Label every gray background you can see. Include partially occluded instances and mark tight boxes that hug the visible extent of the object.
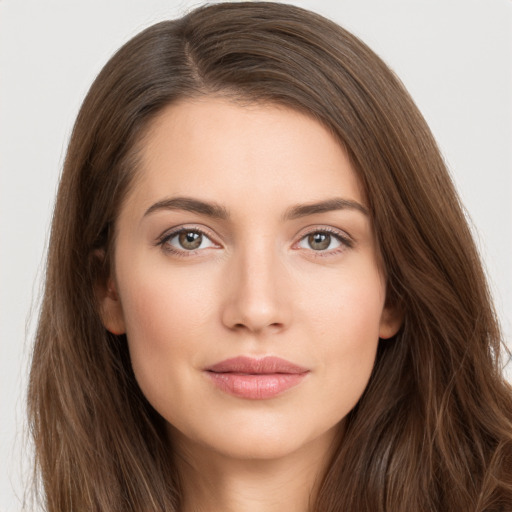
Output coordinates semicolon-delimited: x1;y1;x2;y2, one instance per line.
1;0;511;510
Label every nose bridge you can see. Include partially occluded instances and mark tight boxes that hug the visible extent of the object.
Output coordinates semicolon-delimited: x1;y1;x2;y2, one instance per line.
222;233;288;333
242;237;279;301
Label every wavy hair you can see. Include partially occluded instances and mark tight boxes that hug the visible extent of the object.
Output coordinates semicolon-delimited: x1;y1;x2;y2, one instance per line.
28;2;512;511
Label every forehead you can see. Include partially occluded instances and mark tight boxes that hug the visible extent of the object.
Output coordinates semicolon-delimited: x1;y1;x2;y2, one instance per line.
122;97;366;218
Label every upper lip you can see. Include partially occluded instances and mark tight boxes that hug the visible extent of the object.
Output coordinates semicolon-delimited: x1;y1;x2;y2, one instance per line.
205;356;309;375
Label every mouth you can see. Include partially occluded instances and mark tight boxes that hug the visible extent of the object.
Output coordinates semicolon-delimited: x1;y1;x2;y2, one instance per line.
204;356;310;400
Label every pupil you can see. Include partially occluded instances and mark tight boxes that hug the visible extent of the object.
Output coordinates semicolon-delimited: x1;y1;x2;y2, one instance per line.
179;231;202;250
309;232;330;250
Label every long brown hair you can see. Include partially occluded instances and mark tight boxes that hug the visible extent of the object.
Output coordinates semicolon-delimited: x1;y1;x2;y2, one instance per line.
28;2;512;511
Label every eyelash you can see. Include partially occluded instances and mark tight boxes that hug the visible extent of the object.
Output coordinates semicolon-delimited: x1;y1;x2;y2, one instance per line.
156;226;218;257
295;227;354;256
156;226;353;257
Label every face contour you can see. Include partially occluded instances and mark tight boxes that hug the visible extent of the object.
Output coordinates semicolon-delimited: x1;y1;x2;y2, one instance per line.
100;98;400;463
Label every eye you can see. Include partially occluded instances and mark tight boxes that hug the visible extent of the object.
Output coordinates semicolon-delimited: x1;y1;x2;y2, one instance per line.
160;228;217;253
297;230;350;252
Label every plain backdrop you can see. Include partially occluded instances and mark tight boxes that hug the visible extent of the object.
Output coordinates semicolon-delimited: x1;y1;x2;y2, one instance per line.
1;0;511;510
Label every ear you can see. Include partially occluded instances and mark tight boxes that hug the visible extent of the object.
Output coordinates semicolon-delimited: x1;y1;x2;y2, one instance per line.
98;278;126;335
93;250;126;335
378;304;403;340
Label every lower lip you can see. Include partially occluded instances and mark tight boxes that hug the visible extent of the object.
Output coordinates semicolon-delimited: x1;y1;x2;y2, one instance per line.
206;372;308;399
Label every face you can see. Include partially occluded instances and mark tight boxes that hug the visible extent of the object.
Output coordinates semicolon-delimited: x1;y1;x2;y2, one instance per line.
100;98;401;463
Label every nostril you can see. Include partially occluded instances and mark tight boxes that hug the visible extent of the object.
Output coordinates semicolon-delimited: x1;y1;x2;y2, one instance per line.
220;280;291;333
230;321;284;333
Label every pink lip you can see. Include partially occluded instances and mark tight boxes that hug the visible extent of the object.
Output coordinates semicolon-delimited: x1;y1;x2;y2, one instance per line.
204;356;309;400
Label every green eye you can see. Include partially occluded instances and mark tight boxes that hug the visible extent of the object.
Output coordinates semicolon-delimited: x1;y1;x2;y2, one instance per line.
162;229;216;252
298;231;344;251
178;231;203;250
308;233;331;250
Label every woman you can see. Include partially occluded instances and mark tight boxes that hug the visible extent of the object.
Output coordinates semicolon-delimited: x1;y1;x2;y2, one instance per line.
28;2;512;511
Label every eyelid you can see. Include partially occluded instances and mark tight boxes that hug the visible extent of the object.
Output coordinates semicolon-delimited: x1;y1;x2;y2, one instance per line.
155;224;222;254
154;224;353;256
293;225;354;252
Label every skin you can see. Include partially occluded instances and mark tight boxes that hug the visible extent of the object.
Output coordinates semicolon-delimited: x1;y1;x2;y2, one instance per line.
100;97;401;512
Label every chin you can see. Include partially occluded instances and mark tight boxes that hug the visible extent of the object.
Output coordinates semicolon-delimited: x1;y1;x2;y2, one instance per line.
168;413;341;463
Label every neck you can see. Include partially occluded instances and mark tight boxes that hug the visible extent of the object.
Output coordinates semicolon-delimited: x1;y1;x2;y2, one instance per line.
173;430;339;512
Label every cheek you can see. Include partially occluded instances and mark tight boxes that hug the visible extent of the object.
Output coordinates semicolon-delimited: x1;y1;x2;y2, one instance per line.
120;254;220;333
305;262;385;344
116;263;218;394
302;265;385;397
124;279;211;343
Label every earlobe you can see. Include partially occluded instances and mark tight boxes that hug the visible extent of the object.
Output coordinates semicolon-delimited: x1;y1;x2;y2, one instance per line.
98;277;126;336
379;305;403;340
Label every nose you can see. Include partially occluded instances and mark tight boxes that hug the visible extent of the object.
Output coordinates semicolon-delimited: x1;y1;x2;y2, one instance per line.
221;242;291;334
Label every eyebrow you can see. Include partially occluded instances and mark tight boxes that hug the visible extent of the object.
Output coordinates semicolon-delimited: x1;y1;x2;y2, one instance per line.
143;196;369;220
144;197;229;219
283;198;369;219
